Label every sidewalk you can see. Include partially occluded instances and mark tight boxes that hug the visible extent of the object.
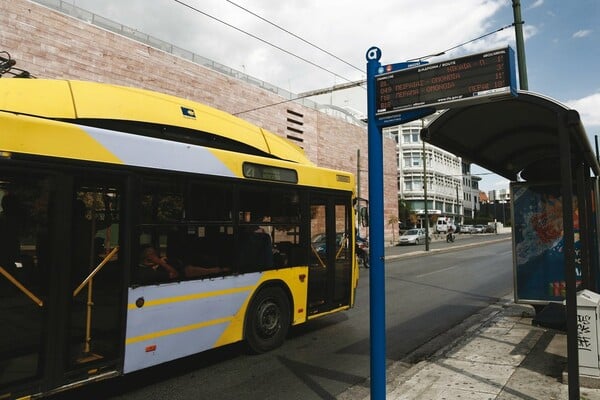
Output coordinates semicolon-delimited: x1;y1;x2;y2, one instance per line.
341;298;600;400
339;234;600;399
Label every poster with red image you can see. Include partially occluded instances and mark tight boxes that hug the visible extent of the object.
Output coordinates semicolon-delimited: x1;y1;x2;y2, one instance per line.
512;182;581;303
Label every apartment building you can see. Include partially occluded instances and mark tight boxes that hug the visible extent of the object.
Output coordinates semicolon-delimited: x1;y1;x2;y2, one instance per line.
384;118;468;227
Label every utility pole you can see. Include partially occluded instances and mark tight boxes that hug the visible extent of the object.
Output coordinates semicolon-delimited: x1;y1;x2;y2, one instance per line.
357;149;361;236
456;185;460;224
512;0;529;90
423;129;430;251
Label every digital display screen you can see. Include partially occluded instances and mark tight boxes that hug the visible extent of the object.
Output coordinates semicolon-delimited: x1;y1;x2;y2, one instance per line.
242;162;298;183
375;47;515;115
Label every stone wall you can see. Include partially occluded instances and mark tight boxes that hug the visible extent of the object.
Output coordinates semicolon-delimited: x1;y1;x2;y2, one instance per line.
1;0;399;243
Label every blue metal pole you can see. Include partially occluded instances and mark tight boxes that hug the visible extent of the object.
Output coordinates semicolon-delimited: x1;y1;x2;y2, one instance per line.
365;46;386;400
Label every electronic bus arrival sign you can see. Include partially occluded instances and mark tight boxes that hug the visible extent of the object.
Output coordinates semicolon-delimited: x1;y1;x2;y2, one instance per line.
375;46;517;116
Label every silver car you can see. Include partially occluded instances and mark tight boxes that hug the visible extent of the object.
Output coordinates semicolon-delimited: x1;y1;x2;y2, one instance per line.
399;228;430;245
473;225;485;233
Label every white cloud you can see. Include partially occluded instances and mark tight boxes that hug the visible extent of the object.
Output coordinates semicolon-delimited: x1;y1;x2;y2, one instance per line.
573;29;592;38
490;177;511;190
565;93;600;138
528;0;544;10
566;93;600;125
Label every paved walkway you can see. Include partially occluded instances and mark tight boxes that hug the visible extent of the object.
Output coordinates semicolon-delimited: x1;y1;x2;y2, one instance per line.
340;298;600;399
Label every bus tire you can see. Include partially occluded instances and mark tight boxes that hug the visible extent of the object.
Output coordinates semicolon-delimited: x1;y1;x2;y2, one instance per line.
244;286;291;353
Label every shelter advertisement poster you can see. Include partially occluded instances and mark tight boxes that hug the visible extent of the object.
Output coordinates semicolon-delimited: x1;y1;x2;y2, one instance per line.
512;183;581;303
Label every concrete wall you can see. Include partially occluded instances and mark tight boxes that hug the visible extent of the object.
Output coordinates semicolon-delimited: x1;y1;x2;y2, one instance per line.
1;0;398;242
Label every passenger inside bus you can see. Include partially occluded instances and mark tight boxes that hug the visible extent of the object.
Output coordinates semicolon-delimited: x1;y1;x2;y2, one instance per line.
237;226;274;273
137;245;229;284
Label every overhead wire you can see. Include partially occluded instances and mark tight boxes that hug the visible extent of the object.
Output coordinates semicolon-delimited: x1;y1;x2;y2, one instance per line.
438;23;515;56
231;91;332;116
172;0;357;84
225;0;364;75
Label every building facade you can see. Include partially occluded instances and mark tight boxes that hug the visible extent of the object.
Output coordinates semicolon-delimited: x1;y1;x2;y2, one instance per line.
384;118;465;228
462;162;481;220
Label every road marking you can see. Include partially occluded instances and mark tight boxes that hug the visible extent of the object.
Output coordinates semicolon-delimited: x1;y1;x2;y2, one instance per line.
416;264;461;278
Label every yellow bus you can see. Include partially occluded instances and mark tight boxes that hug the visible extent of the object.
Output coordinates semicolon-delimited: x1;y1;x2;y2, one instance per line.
0;79;358;399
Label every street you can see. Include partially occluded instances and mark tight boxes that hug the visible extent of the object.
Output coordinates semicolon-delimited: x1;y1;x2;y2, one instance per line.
53;235;513;400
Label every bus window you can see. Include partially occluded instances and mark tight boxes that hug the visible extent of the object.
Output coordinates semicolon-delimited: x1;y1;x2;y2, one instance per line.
134;177;233;285
238;186;303;271
71;190;115;287
188;182;233;222
140;178;184;225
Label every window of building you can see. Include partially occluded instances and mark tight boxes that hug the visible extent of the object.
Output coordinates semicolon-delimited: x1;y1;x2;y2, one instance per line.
403;153;422;168
404;177;423;191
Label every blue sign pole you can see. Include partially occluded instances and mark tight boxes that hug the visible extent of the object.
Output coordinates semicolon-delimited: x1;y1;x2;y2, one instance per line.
365;46;386;400
365;44;512;398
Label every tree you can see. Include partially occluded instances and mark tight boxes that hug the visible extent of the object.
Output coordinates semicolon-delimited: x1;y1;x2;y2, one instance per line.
398;199;409;228
388;215;399;244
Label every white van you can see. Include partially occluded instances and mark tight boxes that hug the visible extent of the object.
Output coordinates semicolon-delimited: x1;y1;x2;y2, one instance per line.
436;218;455;233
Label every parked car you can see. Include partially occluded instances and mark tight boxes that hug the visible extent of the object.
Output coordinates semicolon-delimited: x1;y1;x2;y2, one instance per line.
311;232;346;254
484;224;496;233
461;224;474;233
399;228;430;245
473;224;485;233
435;218;456;233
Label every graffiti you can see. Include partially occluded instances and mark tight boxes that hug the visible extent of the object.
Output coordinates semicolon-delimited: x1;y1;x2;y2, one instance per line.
578;314;593;351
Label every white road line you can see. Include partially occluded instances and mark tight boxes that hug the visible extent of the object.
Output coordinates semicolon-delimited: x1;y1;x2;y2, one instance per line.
416;264;461;278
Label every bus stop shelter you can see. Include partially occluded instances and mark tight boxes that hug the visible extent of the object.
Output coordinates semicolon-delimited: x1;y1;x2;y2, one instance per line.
420;90;600;399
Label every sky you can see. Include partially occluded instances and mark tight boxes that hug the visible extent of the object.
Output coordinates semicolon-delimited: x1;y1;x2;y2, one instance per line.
67;0;599;192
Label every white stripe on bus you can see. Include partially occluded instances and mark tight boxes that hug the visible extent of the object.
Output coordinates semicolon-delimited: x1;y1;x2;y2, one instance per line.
82;125;237;177
123;273;262;373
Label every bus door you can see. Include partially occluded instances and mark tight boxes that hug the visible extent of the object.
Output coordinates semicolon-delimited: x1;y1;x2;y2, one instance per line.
308;195;352;315
0;170;127;398
64;178;125;381
0;169;52;396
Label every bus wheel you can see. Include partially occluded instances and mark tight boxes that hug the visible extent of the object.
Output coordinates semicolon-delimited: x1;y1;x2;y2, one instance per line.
245;286;290;353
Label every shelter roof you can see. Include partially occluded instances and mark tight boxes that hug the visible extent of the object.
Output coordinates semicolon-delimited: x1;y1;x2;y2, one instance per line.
421;91;599;182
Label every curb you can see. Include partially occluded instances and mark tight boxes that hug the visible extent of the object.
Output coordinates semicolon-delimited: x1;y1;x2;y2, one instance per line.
385;236;511;261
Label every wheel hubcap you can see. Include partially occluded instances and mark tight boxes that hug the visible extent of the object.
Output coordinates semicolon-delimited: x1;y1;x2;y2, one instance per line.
256;300;280;338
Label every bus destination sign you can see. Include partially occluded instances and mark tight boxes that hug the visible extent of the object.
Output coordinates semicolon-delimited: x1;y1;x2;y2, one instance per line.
375;47;516;116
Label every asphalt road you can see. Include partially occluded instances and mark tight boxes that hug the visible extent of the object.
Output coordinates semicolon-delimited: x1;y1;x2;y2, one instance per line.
54;234;513;400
